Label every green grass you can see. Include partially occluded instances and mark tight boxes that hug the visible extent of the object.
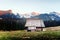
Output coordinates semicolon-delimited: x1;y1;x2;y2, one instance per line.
0;31;60;40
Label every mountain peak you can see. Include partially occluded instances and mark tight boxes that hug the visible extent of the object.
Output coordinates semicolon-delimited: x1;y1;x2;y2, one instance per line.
0;10;12;15
31;12;39;16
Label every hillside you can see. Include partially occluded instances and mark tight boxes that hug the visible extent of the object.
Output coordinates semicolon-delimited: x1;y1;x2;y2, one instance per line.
45;26;60;31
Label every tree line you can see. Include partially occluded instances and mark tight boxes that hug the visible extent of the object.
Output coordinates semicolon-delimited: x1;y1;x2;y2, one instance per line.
0;18;60;30
0;18;26;31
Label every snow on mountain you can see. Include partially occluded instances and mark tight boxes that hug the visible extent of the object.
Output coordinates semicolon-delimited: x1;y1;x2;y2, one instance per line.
20;12;40;18
49;12;60;21
31;12;60;21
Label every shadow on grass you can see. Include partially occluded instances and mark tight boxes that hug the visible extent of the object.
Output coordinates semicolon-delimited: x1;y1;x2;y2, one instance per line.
7;37;60;40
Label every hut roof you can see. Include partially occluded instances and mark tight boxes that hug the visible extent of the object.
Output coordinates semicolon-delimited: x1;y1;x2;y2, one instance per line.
25;18;45;27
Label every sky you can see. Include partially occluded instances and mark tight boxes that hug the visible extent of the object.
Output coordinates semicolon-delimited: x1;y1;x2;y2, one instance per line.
0;0;60;14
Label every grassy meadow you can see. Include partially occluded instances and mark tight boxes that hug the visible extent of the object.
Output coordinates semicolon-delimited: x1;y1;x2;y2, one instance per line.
0;26;60;40
0;30;60;40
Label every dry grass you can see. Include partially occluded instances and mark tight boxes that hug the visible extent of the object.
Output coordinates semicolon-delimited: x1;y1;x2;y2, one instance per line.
44;26;60;31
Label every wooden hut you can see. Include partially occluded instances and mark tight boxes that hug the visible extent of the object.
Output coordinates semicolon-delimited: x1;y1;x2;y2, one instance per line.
25;18;45;32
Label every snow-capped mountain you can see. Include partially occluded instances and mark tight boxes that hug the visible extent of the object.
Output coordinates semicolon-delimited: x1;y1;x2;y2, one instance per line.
20;12;40;18
0;13;21;19
49;12;60;21
31;12;60;21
